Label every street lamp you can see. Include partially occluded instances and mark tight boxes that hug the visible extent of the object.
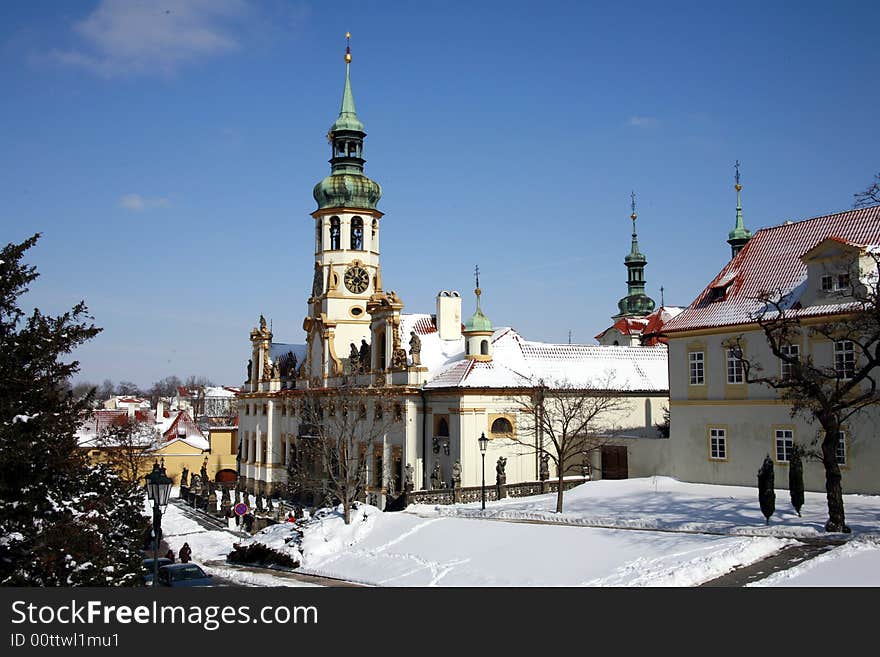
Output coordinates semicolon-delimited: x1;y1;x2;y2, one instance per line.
478;432;488;511
144;461;173;586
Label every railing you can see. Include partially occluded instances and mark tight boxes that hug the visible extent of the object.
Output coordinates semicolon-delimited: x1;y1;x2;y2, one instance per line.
396;477;588;508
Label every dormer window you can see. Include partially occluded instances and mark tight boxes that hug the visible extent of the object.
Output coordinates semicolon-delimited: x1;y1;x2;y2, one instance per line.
821;275;834;291
707;272;737;302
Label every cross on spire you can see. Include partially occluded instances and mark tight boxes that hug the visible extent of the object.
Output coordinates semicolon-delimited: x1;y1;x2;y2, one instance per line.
474;264;481;291
660;285;665;306
345;32;352;63
735;159;741;189
630;190;637;221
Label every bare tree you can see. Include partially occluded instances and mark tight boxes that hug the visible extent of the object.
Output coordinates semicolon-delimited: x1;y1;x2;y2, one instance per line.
854;173;880;208
512;375;632;513
291;384;396;524
96;418;158;484
731;256;880;532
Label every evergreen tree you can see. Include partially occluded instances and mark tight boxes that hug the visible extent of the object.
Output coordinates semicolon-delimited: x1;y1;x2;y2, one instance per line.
757;455;776;525
789;444;805;517
0;234;147;585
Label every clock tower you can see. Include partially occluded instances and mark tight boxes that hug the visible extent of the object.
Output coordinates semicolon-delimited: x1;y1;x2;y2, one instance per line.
304;35;384;382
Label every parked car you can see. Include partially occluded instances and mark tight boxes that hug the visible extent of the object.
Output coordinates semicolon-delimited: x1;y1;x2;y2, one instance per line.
155;563;215;587
142;557;173;585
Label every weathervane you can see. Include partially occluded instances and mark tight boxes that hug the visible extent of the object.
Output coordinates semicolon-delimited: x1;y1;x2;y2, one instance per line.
630;190;637;221
474;264;481;292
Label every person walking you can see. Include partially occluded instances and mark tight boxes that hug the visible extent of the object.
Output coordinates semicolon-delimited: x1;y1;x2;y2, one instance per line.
178;542;192;563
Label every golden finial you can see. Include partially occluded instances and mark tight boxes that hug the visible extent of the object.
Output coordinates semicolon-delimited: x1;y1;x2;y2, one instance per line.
630;190;638;221
345;32;352;63
474;264;482;298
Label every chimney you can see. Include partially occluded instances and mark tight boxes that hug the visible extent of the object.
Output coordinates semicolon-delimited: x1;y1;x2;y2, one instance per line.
127;404;135;420
156;400;165;422
436;290;462;341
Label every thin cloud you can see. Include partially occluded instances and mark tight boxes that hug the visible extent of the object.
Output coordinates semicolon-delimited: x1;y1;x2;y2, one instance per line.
120;194;170;212
43;0;250;78
628;116;659;127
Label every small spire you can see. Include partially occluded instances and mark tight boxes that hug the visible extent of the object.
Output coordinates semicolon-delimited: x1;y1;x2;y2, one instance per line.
345;32;352;64
474;264;482;308
728;159;752;258
660;285;665;306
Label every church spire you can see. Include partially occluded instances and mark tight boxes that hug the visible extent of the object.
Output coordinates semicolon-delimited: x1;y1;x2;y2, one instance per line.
727;160;752;259
613;191;656;319
464;265;493;361
313;33;382;211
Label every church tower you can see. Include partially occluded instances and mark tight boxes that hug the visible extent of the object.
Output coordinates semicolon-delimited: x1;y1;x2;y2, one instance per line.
613;192;656;318
463;266;494;361
727;160;752;259
304;34;385;382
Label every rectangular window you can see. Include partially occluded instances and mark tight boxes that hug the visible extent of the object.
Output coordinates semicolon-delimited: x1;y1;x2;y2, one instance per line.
689;351;705;385
245;405;250;416
709;428;727;460
726;348;744;384
834;340;855;380
836;430;847;466
821;275;834;291
775;429;794;463
780;343;800;380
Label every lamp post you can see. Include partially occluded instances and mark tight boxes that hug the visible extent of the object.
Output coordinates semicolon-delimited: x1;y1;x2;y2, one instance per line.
144;461;173;586
478;433;488;511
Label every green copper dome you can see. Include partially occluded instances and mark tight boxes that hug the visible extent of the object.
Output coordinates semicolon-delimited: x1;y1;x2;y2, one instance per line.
464;308;493;333
313;173;382;211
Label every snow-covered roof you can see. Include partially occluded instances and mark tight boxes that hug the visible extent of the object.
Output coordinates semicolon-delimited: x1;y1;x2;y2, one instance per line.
77;409;209;451
422;325;668;391
665;205;880;333
594;306;685;345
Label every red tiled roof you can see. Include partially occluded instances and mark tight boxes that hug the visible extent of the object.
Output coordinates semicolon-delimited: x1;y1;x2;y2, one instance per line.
411;315;437;334
664;205;880;333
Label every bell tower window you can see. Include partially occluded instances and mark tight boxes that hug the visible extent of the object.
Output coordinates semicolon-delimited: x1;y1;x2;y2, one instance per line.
330;217;340;250
480;340;489;355
351;217;364;250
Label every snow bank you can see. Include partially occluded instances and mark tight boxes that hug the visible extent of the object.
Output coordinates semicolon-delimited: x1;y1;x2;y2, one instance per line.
749;534;880;587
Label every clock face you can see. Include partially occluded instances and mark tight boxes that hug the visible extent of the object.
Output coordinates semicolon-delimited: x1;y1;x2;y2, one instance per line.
344;265;369;294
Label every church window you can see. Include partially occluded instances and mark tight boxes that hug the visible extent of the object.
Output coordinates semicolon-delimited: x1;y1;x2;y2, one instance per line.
351;217;364;250
316;223;322;250
374;402;383;420
437;417;449;437
377;330;386;370
393;403;403;422
281;405;286;416
465;341;470;355
358;402;367;420
480;340;489;355
372;219;377;240
491;417;513;435
330;217;341;250
245;405;250;416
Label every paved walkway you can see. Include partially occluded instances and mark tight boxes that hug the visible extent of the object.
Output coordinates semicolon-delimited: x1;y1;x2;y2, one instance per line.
699;537;846;586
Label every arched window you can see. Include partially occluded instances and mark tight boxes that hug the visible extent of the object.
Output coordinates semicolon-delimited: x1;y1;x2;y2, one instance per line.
351;217;363;250
377;330;386;370
330;217;340;250
316;222;322;250
465;341;470;355
437;418;449;437
480;340;489;355
491;417;513;435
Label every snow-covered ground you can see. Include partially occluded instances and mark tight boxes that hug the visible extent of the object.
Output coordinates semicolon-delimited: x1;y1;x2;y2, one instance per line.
750;534;880;587
407;476;880;538
150;478;880;587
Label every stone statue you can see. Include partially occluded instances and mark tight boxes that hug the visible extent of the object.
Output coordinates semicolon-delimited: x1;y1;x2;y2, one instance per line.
180;466;189;488
221;486;230;503
409;331;421;366
200;458;209;486
259;314;267;332
404;463;414;488
539;454;550;481
496;456;507;486
349;343;360;373
262;355;272;380
272;360;280;379
452;460;462;488
247;359;252;381
430;462;441;490
359;339;371;372
312;265;323;298
255;493;264;513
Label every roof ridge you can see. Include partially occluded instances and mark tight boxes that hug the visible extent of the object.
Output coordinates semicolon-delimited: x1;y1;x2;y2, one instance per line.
755;204;880;234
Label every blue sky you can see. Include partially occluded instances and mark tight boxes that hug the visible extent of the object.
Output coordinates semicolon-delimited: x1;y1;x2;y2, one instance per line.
2;0;878;388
